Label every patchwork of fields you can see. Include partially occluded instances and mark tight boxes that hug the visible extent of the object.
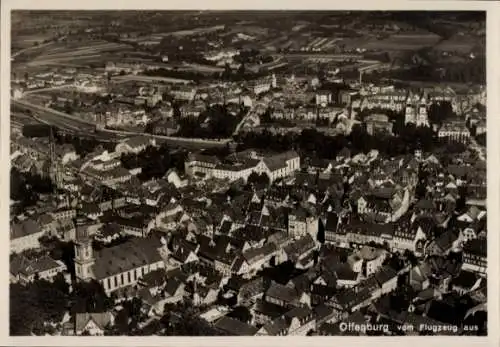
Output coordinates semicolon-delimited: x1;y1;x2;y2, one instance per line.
343;33;442;51
434;35;483;53
15;41;132;67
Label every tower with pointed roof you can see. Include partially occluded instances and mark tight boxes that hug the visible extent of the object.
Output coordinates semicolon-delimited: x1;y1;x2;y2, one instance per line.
417;96;429;127
74;220;95;281
48;126;63;191
404;93;416;125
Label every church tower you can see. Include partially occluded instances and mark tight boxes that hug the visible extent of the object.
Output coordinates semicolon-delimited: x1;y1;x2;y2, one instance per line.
417;96;429;127
404;94;416;125
271;73;277;89
74;219;95;281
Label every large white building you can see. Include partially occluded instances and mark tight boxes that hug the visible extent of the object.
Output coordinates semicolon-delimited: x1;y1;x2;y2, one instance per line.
184;150;300;183
438;122;470;143
170;86;197;102
247;75;277;95
359;89;408;112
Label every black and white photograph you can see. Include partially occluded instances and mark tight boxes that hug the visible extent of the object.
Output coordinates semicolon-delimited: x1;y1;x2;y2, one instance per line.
6;5;493;339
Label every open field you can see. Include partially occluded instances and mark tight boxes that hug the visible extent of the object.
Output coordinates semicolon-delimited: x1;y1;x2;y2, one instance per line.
155;25;226;38
12;40;57;54
11;34;54;49
40;62;96;69
434;35;483;53
361;34;441;50
26;55;105;67
123;37;162;46
181;63;225;73
227;25;269;36
342;33;442;51
111;74;194;84
23;94;52;105
283;53;365;61
35;42;129;59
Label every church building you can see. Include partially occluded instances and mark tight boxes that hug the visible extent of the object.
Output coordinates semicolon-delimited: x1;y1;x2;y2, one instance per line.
404;92;430;127
74;228;167;294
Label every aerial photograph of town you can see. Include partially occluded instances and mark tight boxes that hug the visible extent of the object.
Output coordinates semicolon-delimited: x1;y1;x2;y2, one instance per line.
9;10;487;336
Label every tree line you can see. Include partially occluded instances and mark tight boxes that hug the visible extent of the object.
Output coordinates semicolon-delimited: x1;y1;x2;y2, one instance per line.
120;143;187;182
10;278;113;336
175;104;245;139
10;168;54;215
235;123;466;160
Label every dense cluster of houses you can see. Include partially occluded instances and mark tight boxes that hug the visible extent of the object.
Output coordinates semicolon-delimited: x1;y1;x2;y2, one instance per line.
12;59;486;146
12;68;105;93
9;13;489;337
10;133;487;335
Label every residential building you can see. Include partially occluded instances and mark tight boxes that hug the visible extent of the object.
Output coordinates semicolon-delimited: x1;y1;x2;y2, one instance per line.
115;136;156;155
365;114;393;135
392;219;428;255
10;255;67;284
170;86;197;101
74;312;115;336
356;187;411;223
438;122;470;144
287;209;319;239
10;219;45;254
462;238;487;275
257;306;316;336
316;91;332;107
352;246;388;277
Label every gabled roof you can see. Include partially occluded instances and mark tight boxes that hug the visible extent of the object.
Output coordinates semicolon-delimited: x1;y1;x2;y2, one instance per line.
138;268;167;288
253;298;288;319
165;277;183;297
451;270;480;290
171;240;198;263
261;315;290;336
10;219;42;240
333;263;358;282
283;234;316;260
214;316;259;336
432;229;459;252
289;268;319;293
219;220;232;235
333;287;370;310
325;212;339;232
75;312;114;333
266;281;299;304
10;255;31;276
374;266;398;286
284;306;314;324
262;151;299;172
415;199;435;211
92;236;163;280
243;243;278;264
463;238;487;257
19;255;65;276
